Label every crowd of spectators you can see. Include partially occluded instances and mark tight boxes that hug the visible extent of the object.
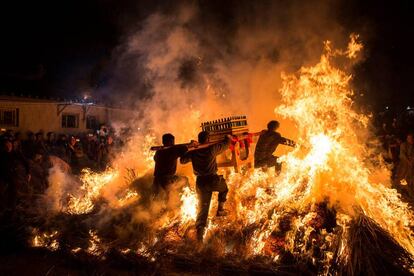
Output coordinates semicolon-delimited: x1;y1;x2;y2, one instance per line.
0;125;122;207
375;107;414;202
0;124;127;249
2;124;120;170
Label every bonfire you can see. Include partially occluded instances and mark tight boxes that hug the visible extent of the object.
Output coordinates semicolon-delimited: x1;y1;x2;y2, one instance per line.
29;35;414;275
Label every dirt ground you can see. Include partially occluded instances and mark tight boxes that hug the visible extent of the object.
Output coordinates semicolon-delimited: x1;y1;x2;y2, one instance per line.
0;248;305;276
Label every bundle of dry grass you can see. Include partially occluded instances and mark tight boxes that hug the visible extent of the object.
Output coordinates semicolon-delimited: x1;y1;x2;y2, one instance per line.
336;214;414;276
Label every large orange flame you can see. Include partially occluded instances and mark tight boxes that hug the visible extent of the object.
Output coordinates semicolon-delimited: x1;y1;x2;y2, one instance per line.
35;35;414;272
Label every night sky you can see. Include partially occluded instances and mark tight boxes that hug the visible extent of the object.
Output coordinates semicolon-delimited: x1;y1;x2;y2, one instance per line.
0;0;413;110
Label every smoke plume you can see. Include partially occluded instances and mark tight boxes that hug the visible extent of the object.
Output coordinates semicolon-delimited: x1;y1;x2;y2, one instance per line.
103;0;354;176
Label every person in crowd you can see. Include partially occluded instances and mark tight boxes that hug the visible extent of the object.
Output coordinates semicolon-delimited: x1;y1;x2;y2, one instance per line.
4;129;15;140
153;133;194;196
254;120;295;173
75;136;93;172
89;133;99;162
46;132;57;154
67;136;80;172
98;124;108;138
0;136;31;214
35;131;47;153
0;137;16;215
180;131;231;241
83;133;98;162
28;147;51;195
396;133;414;199
99;135;112;169
55;134;69;162
13;132;23;154
22;131;36;159
97;135;107;170
388;135;402;178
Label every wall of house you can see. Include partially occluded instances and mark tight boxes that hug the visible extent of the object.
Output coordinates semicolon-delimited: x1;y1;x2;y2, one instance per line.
0;98;134;136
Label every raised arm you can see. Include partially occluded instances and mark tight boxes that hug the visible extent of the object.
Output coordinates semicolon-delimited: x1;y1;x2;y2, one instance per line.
275;132;295;147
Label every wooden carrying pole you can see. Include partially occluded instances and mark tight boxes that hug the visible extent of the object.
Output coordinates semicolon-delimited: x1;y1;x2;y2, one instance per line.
150;131;264;152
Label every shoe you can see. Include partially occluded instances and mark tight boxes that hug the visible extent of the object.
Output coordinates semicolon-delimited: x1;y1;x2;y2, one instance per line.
216;209;228;217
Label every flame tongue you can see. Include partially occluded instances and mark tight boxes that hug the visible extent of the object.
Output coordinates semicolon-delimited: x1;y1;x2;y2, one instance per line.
66;168;119;215
271;34;414;255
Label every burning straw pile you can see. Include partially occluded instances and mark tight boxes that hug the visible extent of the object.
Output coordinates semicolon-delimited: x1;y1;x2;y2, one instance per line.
5;35;413;275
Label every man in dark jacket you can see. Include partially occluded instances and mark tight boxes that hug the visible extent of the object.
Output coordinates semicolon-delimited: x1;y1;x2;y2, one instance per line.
180;131;231;241
254;120;294;173
153;134;193;195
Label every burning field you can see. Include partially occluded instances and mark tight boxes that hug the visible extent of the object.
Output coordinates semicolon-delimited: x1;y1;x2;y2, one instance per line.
2;35;414;275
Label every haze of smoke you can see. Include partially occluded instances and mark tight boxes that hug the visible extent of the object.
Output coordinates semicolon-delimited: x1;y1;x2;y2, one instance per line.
106;1;352;177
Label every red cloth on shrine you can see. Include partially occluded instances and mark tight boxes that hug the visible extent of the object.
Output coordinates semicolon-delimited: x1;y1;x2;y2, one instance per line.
229;134;253;152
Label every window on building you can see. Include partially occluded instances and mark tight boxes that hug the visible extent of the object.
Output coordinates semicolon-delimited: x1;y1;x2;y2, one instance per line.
86;115;98;130
62;113;79;128
0;108;19;127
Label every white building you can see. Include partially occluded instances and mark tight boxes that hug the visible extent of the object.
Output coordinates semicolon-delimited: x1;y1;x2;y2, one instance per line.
0;95;134;135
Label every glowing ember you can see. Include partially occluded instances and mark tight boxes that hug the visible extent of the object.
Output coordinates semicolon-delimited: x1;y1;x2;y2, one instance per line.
117;189;140;207
87;230;105;256
31;228;59;251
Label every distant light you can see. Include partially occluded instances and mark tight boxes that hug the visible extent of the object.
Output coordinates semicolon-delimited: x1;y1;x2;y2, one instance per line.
407;106;411;110
385;106;389;110
83;93;91;101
